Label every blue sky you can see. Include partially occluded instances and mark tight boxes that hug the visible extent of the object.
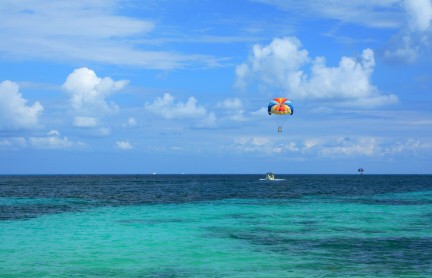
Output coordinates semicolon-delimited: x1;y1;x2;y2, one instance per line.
1;0;431;174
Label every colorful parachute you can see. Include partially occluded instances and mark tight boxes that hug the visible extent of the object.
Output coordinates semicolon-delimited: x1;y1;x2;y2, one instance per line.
268;98;293;115
267;98;294;132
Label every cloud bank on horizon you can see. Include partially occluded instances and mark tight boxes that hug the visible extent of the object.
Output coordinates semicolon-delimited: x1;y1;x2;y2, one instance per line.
0;0;431;173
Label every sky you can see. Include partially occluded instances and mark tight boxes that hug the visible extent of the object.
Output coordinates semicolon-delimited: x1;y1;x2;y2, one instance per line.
1;0;431;174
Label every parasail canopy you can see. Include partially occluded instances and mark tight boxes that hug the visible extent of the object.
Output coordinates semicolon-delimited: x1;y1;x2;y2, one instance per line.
268;98;294;115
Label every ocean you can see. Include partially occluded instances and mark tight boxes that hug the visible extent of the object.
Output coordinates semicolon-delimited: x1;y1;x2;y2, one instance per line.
1;175;431;277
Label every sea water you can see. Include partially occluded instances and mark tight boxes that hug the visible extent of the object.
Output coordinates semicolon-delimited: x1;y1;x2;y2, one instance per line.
1;175;431;277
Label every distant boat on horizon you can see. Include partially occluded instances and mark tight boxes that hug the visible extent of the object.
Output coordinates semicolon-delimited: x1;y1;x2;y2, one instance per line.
266;172;275;180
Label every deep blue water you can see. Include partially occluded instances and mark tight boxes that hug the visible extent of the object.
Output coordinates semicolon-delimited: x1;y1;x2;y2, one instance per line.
1;175;432;277
2;174;431;221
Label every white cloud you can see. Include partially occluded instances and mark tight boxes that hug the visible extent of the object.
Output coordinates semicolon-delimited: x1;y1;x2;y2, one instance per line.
233;136;270;152
125;117;137;128
145;93;207;119
217;98;243;110
116;140;134;150
28;130;86;150
236;37;397;106
73;116;98;128
97;127;111;137
235;37;309;90
382;138;432;155
63;67;128;116
0;137;27;150
256;0;431;64
318;137;379;157
227;134;432;158
216;98;247;122
408;119;432;125
235;64;249;90
47;130;60;137
196;112;217;128
251;107;268;117
384;0;432;62
404;0;432;32
384;35;420;62
1;1;154;39
232;136;299;154
0;1;218;69
255;0;403;29
0;80;43;130
304;138;321;150
302;136;432;158
0;130;85;151
64;68;128;131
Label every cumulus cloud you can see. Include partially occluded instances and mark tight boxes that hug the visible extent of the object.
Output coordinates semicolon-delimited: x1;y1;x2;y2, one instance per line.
256;1;431;64
0;80;43;130
235;37;309;90
116;140;134;150
63;67;128;131
145;93;207;119
63;67;128;116
236;37;397;106
384;0;432;62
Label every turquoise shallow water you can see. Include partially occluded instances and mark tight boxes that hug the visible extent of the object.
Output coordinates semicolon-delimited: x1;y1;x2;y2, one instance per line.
1;175;432;277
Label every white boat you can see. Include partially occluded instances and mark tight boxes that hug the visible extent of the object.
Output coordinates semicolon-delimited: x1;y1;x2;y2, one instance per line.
265;172;275;180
